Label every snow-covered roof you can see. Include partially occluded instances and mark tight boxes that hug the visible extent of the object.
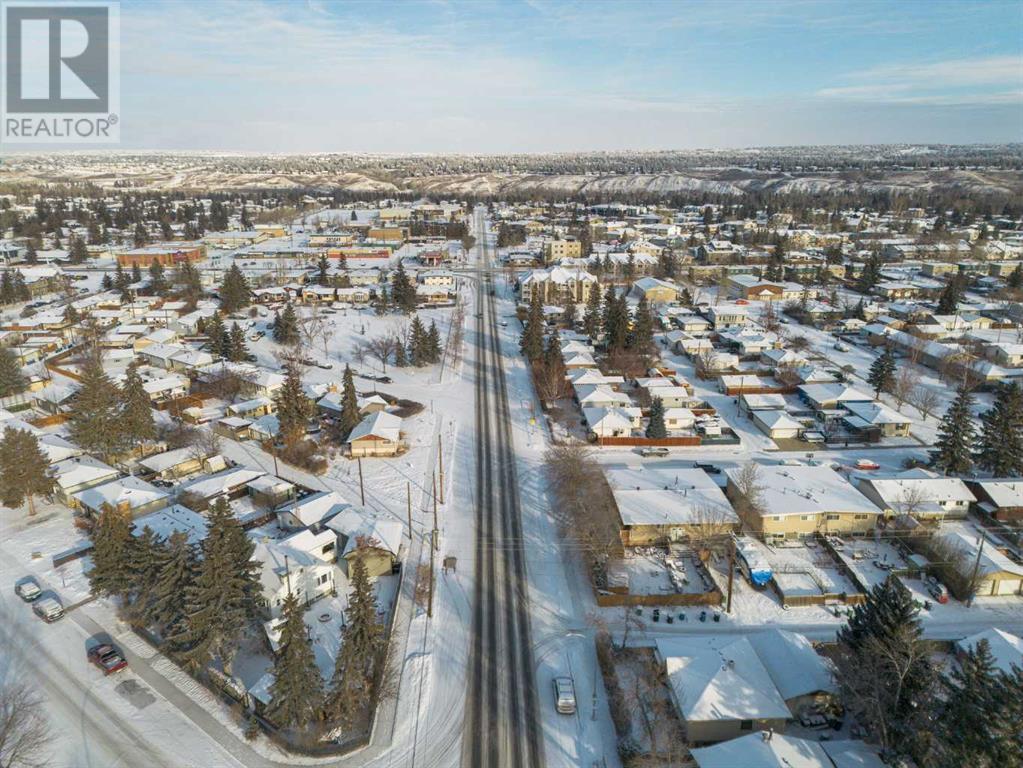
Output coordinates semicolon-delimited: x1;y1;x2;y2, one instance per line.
133;504;208;546
753;410;804;432
49;455;119;490
857;469;974;512
657;635;792;723
178;466;265;500
747;629;838;701
74;475;169;511
940;531;1023;579
841;400;913;427
691;732;833;768
955;627;1023;676
970;479;1023;509
277;490;350;528
606;467;737;528
347;411;402;443
726;465;881;518
325;507;403;557
138;445;208;474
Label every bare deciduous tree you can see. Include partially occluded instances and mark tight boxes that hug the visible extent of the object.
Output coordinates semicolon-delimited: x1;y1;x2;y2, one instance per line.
890;367;920;412
0;677;51;768
730;462;765;530
910;385;942;421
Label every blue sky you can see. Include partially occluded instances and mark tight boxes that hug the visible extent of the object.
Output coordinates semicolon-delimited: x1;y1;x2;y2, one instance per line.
110;0;1023;151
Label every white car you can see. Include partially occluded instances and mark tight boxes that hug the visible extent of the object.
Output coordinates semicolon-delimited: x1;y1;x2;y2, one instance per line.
552;676;576;715
32;597;64;623
14;578;41;602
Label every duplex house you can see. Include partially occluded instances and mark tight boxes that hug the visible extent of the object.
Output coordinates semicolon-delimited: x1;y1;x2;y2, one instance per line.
855;469;975;521
725;464;882;542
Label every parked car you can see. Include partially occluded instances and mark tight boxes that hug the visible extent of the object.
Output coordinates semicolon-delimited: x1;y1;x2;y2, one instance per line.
834;342;850;352
87;643;128;675
695;462;721;474
32;597;64;622
640;447;670;457
927;578;949;604
552;676;576;715
855;458;881;470
316;361;333;370
14;577;41;602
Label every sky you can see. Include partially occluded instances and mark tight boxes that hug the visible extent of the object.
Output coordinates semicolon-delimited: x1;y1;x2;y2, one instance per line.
23;0;1023;151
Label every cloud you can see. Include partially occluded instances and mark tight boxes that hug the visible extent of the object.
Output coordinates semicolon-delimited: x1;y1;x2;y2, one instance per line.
817;54;1023;106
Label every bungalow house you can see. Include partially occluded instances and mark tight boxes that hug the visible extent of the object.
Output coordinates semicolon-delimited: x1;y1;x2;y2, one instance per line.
336;286;373;305
725;464;882;542
798;383;873;413
227;396;275;420
955;628;1022;675
646;386;692;409
50;455;120;504
325;507;404;578
583;407;641;438
74;476;170;519
655;635;792;744
855;469;975;521
606;467;738;546
761;348;805;369
574;384;632;410
667;331;713;357
138;445;219;480
177;466;267;508
965;479;1023;523
840;400;913;439
347;411;405;457
691;734;884;768
752;410;805;440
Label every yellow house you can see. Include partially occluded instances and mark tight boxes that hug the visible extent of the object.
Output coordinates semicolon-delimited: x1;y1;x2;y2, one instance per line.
725;464;882;542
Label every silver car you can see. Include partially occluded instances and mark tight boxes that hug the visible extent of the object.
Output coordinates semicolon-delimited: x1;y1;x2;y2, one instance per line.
553;676;576;715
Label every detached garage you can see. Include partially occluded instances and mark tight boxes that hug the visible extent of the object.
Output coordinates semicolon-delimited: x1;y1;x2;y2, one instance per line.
948;531;1023;597
752;410;803;440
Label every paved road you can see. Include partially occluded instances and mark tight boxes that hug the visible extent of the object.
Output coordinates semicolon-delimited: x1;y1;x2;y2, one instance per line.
462;212;545;768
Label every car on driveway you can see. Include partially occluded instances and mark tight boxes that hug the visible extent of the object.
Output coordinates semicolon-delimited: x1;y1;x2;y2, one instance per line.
88;643;128;675
552;676;576;714
14;577;41;602
855;458;881;470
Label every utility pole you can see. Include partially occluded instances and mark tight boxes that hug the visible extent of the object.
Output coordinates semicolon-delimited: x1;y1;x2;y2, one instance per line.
726;536;736;614
438;433;445;505
357;457;365;506
967;535;986;607
407;481;412;539
432;472;439;550
427;531;435;618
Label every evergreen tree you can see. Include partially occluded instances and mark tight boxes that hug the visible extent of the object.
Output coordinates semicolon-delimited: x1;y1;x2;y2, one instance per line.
0;347;27;398
114;263;130;290
679;286;693;306
425;321;441;363
273;302;300;346
867;346;896;398
68;357;124;461
339;365;361;437
226;322;249;362
603;289;628;351
147;531;198;642
646;397;668;439
219;263;250;313
148;260;168;295
856;251;882;293
205;311;228;357
12;270;30;302
408;315;428;366
582;285;602;340
323;557;385;725
133;222;148;247
120;362;157;452
391;261;417;314
132;262;143;283
836;576;935;755
373;286;390;316
976;382;1023;477
0;427;53;515
519;290;545;361
0;270;14;304
931;385;977;475
267;592;323;729
393;340;408;367
69;236;89;264
101;272;114;291
562;289;577;328
317;253;330;286
1008;264;1023;291
173;261;203;305
89;507;136;598
177;497;261;673
627;296;655;360
933;639;1017;768
124;525;165;618
936;276;963;315
63;304;79;326
274;364;312;445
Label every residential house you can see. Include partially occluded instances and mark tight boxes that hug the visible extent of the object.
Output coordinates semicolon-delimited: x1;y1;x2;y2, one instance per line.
347;411;405;457
73;476;170;519
725;464;882;542
325;508;404;578
855;469;974;521
50;455;120;505
965;479;1023;523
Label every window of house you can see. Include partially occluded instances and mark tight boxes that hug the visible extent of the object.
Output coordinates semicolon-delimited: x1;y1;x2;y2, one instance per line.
826;514;840;521
318;573;330;585
772;516;782;521
854;514;868;519
740;720;753;731
800;515;810;521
